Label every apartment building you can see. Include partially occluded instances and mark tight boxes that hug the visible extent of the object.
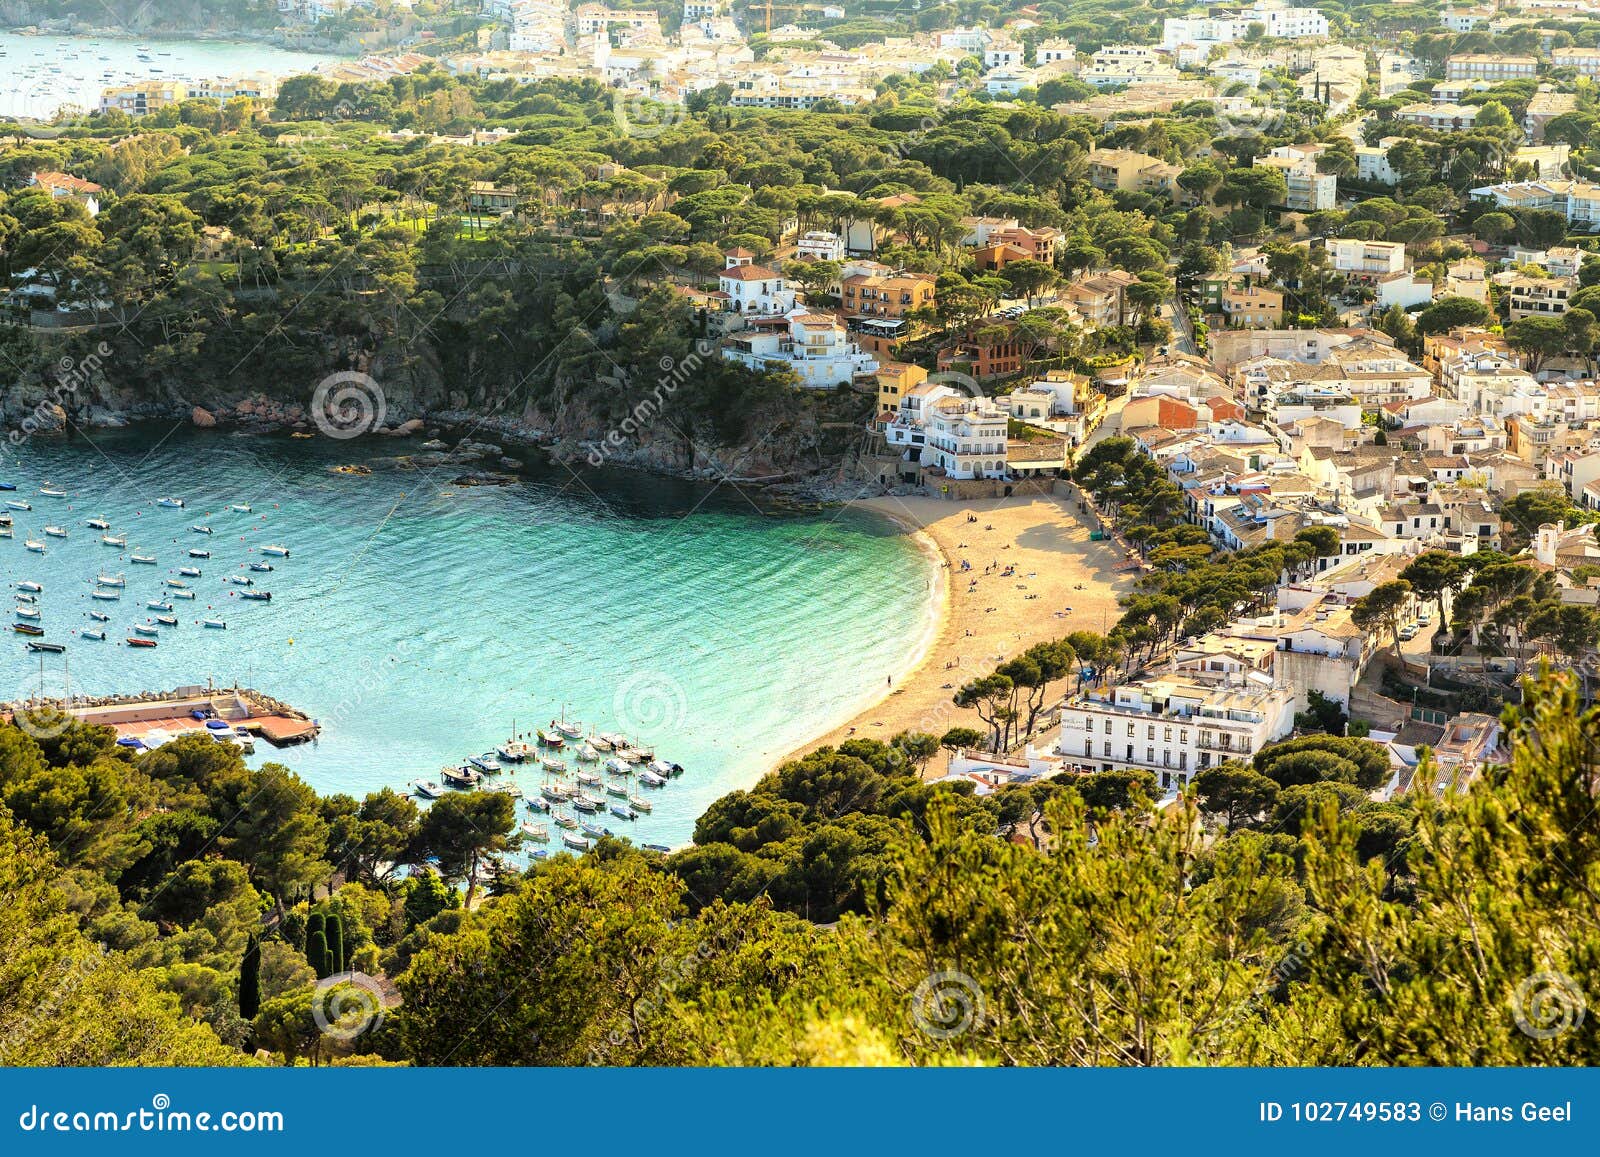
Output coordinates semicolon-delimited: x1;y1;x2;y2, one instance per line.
1062;270;1141;328
1503;274;1574;320
97;80;187;115
1396;102;1481;131
1326;238;1408;280
1470;179;1600;225
1086;148;1184;199
1552;45;1600;77
922;396;1011;479
1057;668;1297;787
1222;284;1286;328
839;270;936;322
1254;144;1337;212
1444;52;1538;81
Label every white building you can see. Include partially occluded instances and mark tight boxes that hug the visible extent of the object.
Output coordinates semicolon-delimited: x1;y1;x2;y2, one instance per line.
1254;143;1337;211
1162;3;1328;52
720;310;877;388
795;231;845;262
923;396;1010;479
716;249;796;317
1326;237;1408;279
1057;668;1297;788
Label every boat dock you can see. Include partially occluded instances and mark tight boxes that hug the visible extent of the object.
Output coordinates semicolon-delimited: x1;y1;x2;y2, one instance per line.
8;684;320;748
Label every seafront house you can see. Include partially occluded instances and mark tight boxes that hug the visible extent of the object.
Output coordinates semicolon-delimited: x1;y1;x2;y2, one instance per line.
720;309;878;388
97;80;187;115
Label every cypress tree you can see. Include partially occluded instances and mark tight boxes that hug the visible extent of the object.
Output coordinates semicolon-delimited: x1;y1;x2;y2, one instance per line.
239;934;261;1021
304;911;325;971
306;929;330;979
325;913;344;977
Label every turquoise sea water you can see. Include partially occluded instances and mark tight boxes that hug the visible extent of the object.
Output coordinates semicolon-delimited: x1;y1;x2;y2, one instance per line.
0;428;936;848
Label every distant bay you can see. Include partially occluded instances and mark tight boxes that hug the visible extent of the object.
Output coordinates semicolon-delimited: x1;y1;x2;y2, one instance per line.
0;427;936;846
0;32;337;121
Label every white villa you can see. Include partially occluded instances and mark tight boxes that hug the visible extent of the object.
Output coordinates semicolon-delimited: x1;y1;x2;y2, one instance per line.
720;310;877;388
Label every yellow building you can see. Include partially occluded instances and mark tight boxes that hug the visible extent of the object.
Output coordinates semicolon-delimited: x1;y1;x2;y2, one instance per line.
98;81;188;116
876;362;928;414
1222;284;1285;329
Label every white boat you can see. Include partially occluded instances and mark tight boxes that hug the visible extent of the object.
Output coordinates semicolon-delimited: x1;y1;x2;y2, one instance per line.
575;770;602;788
203;618;226;629
14;606;39;620
179;566;201;577
604;757;632;776
616;746;644;764
0;527;12;538
628;795;653;812
155;615;178;626
541;754;569;774
467;752;503;774
38;487;66;499
14;593;35;605
441;765;480;789
132;623;158;636
131;553;156;565
188;548;210;558
85;518;109;530
156;497;184;508
519;821;550;842
561;834;592;851
147;600;172;611
164;578;188;589
24;540;45;553
16;582;41;593
102;534;126;547
648;759;679;777
228;503;251;513
260;544;291;557
191;524;212;535
95;573;124;589
80;629;106;641
497;739;534;762
575;743;599;762
172;589;196;600
587;732;616;752
4;501;29;511
90;588;120;601
88;611;109;622
638;770;667;787
554;716;583;739
42;526;66;538
225;574;253;585
414;781;442;800
249;562;273;572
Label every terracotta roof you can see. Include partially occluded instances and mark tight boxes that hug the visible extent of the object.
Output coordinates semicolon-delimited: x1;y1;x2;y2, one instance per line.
720;264;781;282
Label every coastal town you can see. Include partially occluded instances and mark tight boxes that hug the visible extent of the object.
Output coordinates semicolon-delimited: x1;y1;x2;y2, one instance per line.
10;0;1600;1074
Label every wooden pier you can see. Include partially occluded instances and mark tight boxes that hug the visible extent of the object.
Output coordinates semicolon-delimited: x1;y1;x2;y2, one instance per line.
9;684;320;748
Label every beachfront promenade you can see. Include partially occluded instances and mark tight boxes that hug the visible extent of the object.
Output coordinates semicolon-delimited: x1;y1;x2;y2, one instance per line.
780;491;1136;766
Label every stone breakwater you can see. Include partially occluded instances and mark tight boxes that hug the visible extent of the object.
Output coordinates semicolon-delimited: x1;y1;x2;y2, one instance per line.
10;683;311;723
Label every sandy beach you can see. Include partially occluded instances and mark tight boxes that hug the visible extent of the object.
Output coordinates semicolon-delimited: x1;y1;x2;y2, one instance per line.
777;490;1138;768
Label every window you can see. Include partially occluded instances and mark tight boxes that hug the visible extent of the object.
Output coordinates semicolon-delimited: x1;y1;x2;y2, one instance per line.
1146;746;1155;763
1147;725;1155;740
1126;722;1135;738
1164;726;1173;741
